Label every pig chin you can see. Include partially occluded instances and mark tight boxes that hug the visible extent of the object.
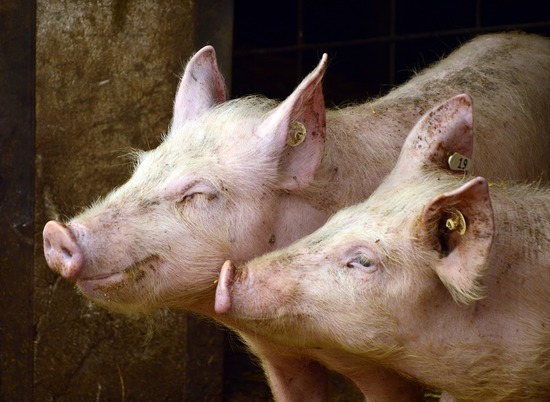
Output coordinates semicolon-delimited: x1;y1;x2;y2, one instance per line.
76;255;161;310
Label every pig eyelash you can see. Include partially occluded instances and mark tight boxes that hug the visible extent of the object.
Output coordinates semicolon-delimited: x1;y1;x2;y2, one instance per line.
174;181;219;205
179;193;198;203
179;192;217;204
346;256;374;270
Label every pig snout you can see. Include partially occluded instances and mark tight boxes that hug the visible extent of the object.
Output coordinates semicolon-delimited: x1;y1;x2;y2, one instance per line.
215;260;284;320
215;260;235;314
43;221;84;281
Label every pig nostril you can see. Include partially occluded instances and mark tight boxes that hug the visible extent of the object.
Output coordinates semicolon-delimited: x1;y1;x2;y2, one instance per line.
61;246;73;259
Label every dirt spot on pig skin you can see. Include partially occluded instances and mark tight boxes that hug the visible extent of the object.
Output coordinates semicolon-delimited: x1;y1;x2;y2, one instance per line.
138;199;160;209
128;268;146;282
92;267;147;295
94;280;124;294
122;255;160;285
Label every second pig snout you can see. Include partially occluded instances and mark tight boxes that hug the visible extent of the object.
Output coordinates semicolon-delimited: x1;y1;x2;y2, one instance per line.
43;221;84;281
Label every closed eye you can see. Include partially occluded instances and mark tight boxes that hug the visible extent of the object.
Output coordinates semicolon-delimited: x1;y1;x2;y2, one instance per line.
174;181;219;205
179;193;199;203
346;256;373;269
179;191;217;204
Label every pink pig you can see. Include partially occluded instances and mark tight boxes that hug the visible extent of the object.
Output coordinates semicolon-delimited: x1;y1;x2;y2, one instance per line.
216;94;550;401
44;32;550;401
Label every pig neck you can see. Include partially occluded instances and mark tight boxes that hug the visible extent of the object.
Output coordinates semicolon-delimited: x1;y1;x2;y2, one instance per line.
393;186;550;396
267;98;424;250
301;97;427;215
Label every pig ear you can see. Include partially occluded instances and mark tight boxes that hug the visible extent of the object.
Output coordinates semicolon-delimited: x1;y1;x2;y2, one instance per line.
171;46;226;129
420;177;494;304
395;94;474;175
258;54;328;191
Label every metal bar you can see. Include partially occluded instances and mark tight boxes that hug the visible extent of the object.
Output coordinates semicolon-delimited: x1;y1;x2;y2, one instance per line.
235;20;550;56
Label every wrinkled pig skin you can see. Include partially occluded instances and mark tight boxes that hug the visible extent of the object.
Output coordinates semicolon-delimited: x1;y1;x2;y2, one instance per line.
43;32;550;401
218;94;550;401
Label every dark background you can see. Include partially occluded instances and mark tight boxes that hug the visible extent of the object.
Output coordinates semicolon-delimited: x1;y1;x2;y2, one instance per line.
233;0;550;105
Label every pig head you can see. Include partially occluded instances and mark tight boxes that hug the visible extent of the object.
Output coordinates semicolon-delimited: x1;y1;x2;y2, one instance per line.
217;94;550;400
43;46;330;313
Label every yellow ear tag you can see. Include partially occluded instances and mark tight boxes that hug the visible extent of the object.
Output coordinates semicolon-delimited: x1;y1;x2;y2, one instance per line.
446;209;467;235
287;121;307;147
447;152;472;172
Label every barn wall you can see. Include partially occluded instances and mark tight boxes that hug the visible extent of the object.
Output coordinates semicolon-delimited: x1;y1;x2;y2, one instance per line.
31;1;229;400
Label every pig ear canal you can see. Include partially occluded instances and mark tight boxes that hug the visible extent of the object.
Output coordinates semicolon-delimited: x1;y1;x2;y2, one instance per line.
261;54;328;192
396;93;474;175
171;46;227;129
420;177;494;304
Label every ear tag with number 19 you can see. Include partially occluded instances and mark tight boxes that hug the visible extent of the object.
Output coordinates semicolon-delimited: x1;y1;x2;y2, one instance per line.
447;152;472;172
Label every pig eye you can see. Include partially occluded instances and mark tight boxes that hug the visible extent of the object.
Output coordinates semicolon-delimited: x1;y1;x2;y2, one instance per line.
176;182;218;205
180;193;198;203
346;256;373;270
180;192;217;204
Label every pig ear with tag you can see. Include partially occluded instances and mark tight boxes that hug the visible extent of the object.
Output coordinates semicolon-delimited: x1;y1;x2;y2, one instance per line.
420;177;494;304
258;54;328;191
171;46;227;129
395;93;474;176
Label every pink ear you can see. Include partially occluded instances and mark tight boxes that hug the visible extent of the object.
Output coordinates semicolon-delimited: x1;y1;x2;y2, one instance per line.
396;94;474;175
421;177;494;303
259;54;328;191
171;46;226;129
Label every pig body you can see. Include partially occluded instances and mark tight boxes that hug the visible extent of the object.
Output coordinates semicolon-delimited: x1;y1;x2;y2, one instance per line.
43;32;550;401
217;94;550;401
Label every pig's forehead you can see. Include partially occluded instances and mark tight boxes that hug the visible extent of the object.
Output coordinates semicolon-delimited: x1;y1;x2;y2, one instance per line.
170;96;277;148
319;171;476;241
315;185;432;243
136;141;214;174
307;211;386;247
324;202;396;232
133;98;282;180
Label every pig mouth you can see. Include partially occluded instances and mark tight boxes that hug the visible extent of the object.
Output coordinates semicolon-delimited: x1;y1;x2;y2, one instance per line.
76;255;160;296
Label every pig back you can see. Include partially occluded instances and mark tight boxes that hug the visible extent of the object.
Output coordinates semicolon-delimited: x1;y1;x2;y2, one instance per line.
380;32;550;182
